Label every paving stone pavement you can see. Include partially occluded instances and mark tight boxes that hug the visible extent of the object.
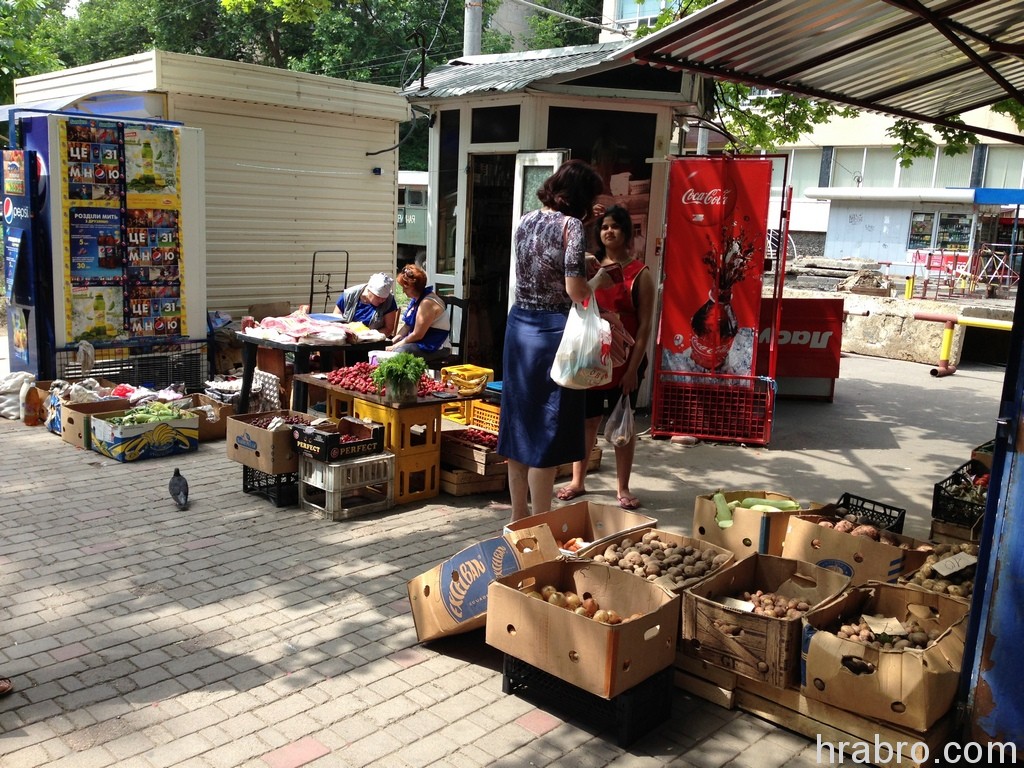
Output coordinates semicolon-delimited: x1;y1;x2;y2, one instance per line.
0;353;1005;768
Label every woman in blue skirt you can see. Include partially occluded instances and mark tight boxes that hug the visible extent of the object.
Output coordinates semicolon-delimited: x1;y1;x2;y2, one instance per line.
497;159;611;523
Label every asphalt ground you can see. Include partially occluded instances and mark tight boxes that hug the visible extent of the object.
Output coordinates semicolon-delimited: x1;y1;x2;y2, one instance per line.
0;341;1006;768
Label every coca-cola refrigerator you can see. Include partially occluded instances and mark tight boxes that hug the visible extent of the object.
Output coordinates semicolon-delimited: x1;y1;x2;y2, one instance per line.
652;156;779;444
3;110;206;386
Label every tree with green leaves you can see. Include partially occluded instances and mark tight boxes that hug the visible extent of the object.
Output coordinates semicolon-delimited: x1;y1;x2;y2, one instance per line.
1;0;62;104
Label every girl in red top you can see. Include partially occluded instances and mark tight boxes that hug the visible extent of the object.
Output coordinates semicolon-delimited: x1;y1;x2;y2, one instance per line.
557;205;655;509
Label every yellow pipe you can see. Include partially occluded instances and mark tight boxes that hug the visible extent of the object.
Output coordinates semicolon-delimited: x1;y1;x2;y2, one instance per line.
914;311;1014;376
940;324;955;363
957;317;1013;332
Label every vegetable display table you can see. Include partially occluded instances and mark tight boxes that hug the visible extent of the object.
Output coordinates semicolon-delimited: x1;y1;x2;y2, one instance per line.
234;333;385;414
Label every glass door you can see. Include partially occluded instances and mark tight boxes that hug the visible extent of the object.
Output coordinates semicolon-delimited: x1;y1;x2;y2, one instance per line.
506;150;570;311
464;153;515;374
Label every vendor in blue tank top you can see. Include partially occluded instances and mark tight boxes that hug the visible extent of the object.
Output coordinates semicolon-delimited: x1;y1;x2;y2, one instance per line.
387;264;451;364
333;272;399;335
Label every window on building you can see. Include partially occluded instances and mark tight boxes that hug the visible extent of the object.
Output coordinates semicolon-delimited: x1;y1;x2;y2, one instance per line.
789;148;823;196
983;145;1024;187
896;148;971;188
862;148;898;187
832;148;866;185
615;0;663;26
470;105;520;144
898;153;935;187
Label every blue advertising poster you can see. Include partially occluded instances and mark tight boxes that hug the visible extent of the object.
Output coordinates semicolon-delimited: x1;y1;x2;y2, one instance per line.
69;207;124;280
3;149;35;365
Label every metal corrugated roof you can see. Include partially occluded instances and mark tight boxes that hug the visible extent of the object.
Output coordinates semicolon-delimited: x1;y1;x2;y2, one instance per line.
401;41;632;99
617;0;1024;144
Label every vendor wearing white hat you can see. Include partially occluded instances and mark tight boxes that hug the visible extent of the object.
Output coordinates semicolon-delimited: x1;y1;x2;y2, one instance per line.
334;272;399;335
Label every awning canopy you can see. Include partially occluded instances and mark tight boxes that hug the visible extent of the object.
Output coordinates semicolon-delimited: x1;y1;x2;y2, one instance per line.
1;90;163;124
616;0;1024;145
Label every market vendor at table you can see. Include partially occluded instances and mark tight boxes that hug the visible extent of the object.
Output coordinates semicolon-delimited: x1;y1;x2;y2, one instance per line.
386;264;451;364
333;272;399;335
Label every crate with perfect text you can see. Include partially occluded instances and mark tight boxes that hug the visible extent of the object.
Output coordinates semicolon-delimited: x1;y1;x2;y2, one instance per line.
352;398;441;456
292;416;384;462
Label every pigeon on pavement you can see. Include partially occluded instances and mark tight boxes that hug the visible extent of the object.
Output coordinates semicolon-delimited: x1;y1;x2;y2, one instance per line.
169;468;189;510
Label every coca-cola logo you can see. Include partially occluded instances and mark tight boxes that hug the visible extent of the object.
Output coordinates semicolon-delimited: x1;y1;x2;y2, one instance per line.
681;188;732;206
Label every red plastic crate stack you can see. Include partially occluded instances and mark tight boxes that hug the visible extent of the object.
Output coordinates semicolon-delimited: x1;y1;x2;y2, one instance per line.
651;375;775;445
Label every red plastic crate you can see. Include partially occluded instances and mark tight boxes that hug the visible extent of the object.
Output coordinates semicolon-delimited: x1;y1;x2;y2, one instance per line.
651;374;775;445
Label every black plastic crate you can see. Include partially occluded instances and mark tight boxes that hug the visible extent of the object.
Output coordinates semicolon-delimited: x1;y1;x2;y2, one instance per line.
834;492;907;534
932;460;989;525
501;654;672;747
242;466;298;508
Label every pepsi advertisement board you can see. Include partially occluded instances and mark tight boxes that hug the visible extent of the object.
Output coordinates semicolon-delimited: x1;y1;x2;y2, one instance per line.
3;149;38;368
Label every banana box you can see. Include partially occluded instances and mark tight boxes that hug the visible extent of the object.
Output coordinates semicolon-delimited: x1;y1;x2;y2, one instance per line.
440;364;493;395
91;408;199;462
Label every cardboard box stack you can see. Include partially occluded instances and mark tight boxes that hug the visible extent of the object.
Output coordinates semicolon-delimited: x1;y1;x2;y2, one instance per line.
505;500;657;556
485;559;681;699
801;582;970;732
692;489;803;557
681;554;850;688
782;515;931;585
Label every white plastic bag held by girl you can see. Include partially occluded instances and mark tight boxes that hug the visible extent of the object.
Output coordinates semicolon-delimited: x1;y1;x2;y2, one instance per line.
604;393;635;447
550;299;612;390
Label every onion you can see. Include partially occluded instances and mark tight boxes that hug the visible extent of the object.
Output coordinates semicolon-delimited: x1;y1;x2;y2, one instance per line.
547;592;568;609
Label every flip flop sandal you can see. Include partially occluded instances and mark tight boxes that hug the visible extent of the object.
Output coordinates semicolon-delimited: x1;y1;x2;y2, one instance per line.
618;495;641;510
556;486;587;502
0;678;13;696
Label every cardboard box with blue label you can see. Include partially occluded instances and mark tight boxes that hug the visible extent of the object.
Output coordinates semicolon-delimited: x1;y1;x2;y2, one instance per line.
91;409;199;462
407;524;561;644
781;514;931;586
225;410;305;474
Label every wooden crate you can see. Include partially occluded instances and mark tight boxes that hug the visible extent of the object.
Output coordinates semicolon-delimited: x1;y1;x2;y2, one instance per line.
441;431;507;476
672;653;956;768
440;466;507;496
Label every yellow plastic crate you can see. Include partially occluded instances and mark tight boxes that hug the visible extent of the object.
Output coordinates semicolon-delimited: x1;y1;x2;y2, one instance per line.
326;391;354;421
394;451;440;505
440;401;469;424
351;398;441;456
469;400;500;433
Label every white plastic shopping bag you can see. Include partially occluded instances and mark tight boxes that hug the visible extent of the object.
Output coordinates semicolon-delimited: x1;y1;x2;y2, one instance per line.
604;393;635;446
550;299;612;390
